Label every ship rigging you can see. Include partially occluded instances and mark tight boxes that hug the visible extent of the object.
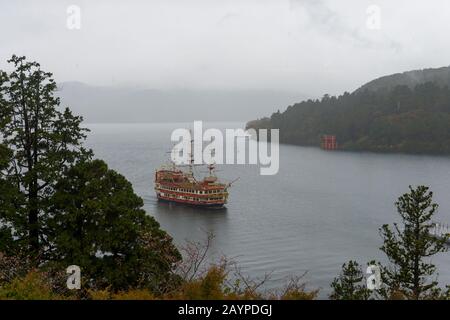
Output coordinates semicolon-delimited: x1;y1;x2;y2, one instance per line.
154;138;236;208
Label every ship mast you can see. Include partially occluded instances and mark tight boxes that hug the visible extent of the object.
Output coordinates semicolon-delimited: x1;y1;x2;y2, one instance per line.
188;130;194;174
207;163;216;176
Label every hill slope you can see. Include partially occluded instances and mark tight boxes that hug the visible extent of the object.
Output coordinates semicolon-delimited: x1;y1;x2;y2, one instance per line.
247;67;450;154
356;66;450;93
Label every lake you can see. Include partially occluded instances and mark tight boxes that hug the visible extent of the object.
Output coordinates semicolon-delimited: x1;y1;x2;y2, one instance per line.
85;122;450;298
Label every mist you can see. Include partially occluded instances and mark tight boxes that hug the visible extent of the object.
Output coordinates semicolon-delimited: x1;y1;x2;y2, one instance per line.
1;0;450;121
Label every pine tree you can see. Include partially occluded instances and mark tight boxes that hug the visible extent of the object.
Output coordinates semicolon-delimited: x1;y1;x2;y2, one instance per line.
330;260;371;300
379;185;448;299
0;55;91;256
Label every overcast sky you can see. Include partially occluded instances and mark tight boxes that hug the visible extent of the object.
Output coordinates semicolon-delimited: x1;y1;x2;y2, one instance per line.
1;0;450;96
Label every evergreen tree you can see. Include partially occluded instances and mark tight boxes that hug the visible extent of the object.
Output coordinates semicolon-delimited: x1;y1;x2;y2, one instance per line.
379;186;448;299
1;55;182;292
46;159;181;292
0;144;20;255
0;55;91;256
330;260;371;300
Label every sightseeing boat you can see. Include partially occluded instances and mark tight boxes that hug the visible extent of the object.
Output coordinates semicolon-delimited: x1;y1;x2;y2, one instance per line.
154;163;230;208
154;161;232;208
154;131;238;208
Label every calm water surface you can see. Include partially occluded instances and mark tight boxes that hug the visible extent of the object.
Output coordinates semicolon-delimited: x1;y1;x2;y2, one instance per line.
85;122;450;298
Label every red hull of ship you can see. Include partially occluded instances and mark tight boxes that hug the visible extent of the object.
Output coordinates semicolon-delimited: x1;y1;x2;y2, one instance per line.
156;194;225;208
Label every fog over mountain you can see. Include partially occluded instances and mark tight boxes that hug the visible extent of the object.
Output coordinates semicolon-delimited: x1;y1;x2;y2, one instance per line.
57;82;306;123
357;66;450;93
58;65;450;123
3;1;450;123
3;1;450;98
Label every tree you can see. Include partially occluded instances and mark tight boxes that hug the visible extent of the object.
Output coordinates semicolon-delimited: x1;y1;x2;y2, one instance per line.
0;55;91;256
0;55;182;294
379;186;448;299
0;72;18;255
46;159;181;292
0;144;20;255
329;261;371;300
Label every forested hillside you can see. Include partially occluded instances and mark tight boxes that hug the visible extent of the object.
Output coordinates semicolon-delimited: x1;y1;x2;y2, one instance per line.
247;69;450;154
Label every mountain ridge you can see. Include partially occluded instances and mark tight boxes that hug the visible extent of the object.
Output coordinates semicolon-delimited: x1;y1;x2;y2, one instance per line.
355;66;450;93
56;82;307;123
246;65;450;154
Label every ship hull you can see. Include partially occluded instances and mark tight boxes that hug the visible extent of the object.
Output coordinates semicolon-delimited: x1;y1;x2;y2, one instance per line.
157;195;226;208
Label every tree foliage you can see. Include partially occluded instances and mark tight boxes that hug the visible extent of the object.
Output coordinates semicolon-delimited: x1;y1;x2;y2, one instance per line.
378;186;448;299
247;83;450;154
0;144;20;255
331;186;448;300
0;55;181;293
46;159;181;292
0;55;91;255
329;261;371;300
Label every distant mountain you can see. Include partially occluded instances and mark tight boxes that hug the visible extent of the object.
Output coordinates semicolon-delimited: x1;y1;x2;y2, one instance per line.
356;66;450;93
247;66;450;154
56;82;306;123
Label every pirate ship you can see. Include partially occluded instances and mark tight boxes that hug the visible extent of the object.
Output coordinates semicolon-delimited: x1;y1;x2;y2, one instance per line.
154;142;234;208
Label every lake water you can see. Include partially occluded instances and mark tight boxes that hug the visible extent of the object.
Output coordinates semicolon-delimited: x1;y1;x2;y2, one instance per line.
85;122;450;298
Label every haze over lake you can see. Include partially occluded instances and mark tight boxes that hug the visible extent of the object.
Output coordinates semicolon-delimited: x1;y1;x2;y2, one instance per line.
85;122;450;297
